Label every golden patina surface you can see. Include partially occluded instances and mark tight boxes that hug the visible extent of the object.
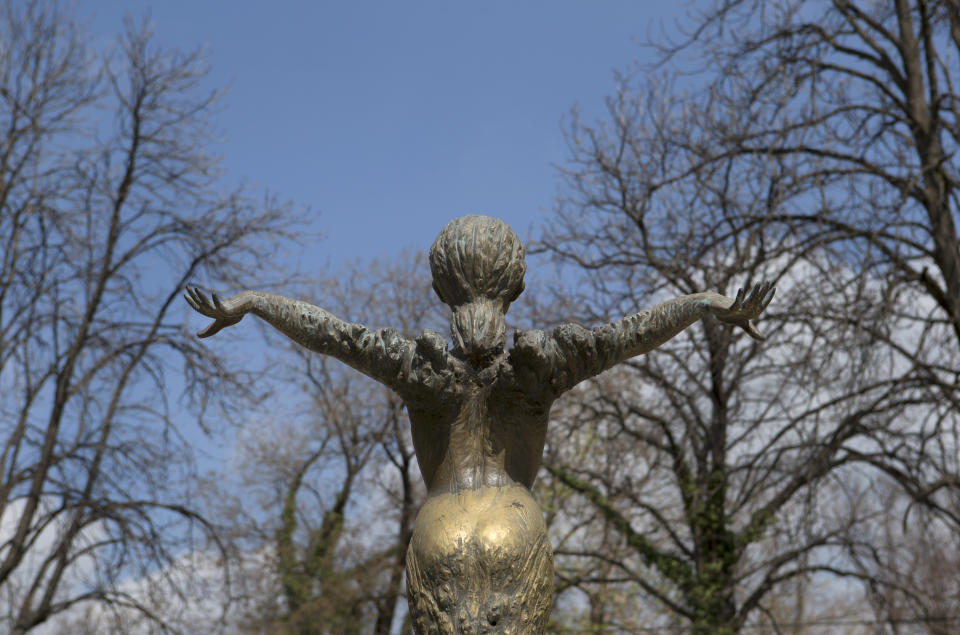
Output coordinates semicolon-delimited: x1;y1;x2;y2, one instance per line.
406;485;553;635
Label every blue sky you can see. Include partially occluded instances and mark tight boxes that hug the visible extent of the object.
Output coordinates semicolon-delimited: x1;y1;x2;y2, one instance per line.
84;1;684;269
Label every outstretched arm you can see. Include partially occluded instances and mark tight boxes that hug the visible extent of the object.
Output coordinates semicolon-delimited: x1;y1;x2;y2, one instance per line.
511;282;775;397
602;281;776;357
184;287;416;391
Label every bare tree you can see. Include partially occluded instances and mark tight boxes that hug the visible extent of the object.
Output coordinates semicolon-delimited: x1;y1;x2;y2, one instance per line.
657;0;960;505
669;0;960;352
846;478;960;634
0;2;296;632
533;2;959;630
208;251;440;634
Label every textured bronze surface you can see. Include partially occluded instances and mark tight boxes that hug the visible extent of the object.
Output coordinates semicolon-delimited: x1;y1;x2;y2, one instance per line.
184;215;775;634
406;485;553;634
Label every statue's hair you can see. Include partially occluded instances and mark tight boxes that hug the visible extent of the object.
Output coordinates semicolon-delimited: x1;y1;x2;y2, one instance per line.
429;215;526;306
429;215;526;364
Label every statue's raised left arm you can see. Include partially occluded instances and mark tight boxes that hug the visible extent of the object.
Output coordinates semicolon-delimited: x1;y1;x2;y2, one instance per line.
512;282;775;398
184;286;415;391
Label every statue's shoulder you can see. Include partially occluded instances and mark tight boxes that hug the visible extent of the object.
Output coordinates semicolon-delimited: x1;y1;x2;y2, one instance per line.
509;324;594;362
505;324;602;399
362;327;444;359
395;329;467;399
510;328;549;360
413;329;449;362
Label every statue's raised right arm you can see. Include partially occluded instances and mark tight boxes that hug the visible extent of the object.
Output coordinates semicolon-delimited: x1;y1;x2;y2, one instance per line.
513;282;775;397
184;286;415;391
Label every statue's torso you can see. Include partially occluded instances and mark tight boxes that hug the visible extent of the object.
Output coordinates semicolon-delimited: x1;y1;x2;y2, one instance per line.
402;353;553;496
399;344;556;633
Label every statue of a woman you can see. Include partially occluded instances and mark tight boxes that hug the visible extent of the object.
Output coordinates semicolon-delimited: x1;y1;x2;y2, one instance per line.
185;215;774;634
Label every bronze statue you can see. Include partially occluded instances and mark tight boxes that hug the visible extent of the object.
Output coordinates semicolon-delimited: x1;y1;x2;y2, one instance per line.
185;215;774;634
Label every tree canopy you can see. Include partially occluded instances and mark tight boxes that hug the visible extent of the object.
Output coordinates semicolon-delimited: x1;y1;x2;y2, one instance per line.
537;0;960;631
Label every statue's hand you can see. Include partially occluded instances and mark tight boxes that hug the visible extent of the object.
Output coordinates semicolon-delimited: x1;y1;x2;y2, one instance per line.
712;281;776;341
184;286;248;338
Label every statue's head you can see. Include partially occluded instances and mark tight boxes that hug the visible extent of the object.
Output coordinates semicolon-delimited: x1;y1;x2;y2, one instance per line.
429;215;526;366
